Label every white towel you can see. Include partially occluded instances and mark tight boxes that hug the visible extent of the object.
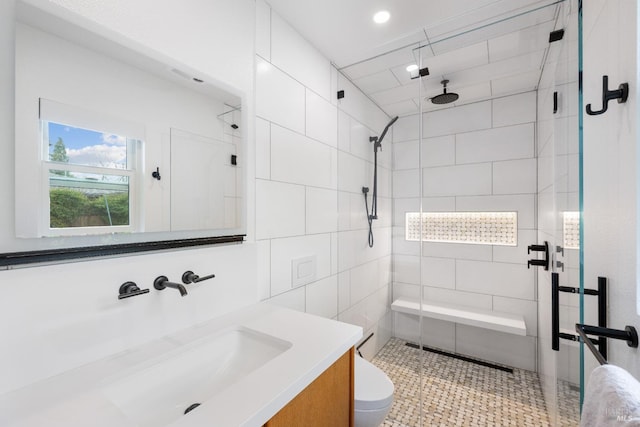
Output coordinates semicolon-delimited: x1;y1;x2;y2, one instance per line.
581;365;640;426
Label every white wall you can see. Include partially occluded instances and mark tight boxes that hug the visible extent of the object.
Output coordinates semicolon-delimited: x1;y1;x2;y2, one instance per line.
392;92;538;371
0;0;257;395
254;0;393;359
583;0;640;378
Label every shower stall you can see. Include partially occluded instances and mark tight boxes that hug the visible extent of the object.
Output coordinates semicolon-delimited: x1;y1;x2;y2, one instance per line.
341;0;585;425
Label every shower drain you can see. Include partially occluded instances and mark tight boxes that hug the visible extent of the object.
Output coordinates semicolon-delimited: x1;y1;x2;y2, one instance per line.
184;403;201;415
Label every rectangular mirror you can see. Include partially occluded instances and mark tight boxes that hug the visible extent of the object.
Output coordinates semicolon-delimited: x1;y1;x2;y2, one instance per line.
4;0;246;266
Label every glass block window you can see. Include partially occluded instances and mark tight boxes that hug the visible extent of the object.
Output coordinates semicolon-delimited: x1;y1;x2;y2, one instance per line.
563;211;580;249
405;212;518;246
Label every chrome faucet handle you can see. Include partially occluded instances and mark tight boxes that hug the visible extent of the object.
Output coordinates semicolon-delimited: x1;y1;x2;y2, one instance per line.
182;270;215;284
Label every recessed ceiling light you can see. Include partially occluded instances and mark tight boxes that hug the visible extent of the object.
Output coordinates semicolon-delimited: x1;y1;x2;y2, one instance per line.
406;64;418;72
373;10;390;24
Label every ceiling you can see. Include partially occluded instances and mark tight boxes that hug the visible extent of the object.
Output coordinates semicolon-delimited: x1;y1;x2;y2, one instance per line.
266;0;566;116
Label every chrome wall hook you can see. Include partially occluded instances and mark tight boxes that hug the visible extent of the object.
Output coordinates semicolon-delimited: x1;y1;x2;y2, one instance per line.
586;75;629;116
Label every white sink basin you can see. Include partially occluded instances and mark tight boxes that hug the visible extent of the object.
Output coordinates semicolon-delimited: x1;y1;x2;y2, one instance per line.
101;326;292;427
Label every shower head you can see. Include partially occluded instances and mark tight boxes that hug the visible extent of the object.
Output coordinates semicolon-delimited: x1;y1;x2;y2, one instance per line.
378;115;399;144
431;80;459;105
371;115;399;152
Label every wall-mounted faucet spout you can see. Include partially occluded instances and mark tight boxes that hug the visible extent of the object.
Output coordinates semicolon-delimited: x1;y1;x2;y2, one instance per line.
154;276;188;296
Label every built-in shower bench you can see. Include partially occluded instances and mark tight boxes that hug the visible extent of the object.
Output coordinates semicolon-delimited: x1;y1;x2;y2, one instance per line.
391;297;527;336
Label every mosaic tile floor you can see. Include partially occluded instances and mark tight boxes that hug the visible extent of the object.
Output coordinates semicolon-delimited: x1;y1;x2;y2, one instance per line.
371;338;556;427
557;380;580;427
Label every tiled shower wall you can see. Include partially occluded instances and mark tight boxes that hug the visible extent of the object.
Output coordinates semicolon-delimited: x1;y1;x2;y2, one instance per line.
254;0;393;358
392;92;538;370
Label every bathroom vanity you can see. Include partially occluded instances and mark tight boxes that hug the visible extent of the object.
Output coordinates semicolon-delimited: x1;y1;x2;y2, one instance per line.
0;303;362;426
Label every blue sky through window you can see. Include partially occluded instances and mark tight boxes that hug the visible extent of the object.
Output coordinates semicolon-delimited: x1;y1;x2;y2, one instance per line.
47;122;127;169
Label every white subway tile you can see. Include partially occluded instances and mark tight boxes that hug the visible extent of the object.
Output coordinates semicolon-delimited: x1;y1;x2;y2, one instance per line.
493;229;537;264
456;123;534;164
255;179;305;240
456;194;536;229
394;169;421;198
421;135;456;167
421;257;456;289
331;232;338;275
271;124;337;189
393;254;421;285
306;89;337;147
337;74;389;133
338;271;351;313
350;118;374;160
456;260;534;299
456;326;536;371
393;114;420;142
350;260;379;305
255;117;270;179
268;287;306;312
338;110;351;153
393;312;422;343
256;58;305;133
393;140;419;170
393;226;421;256
393;198;420;227
377;166;392;199
423;287;492;310
367;286;391;326
338;299;368;330
255;0;271;61
423;241;493;261
270;233;331;296
421;317;456;352
270;12;331;99
492;92;536;127
423;101;492;138
493;158;537;195
337;191;352;231
422;197;457;212
378;255;392;289
256;239;271;301
306;187;338;234
423;163;492;197
338;151;367;194
306;275;338;319
392;282;421;301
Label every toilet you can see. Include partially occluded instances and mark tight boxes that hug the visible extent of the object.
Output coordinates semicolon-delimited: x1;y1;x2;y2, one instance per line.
354;356;394;427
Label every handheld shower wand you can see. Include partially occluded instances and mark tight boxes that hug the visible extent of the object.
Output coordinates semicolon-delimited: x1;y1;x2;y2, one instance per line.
363;116;398;247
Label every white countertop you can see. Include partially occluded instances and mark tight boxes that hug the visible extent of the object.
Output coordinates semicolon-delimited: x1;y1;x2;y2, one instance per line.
0;303;362;427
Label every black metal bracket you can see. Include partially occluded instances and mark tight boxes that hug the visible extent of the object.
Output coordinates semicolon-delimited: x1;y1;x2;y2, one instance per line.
576;323;638;365
553;276;612;361
118;281;149;299
337;90;345;99
410;67;430;80
549;29;565;43
586;75;629;115
553;91;558;114
527;241;549;270
152;167;161;180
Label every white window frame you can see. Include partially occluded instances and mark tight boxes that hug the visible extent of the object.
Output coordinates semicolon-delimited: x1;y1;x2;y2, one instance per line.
37;100;143;237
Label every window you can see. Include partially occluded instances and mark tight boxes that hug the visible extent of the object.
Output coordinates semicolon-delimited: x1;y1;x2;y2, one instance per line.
38;100;143;236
